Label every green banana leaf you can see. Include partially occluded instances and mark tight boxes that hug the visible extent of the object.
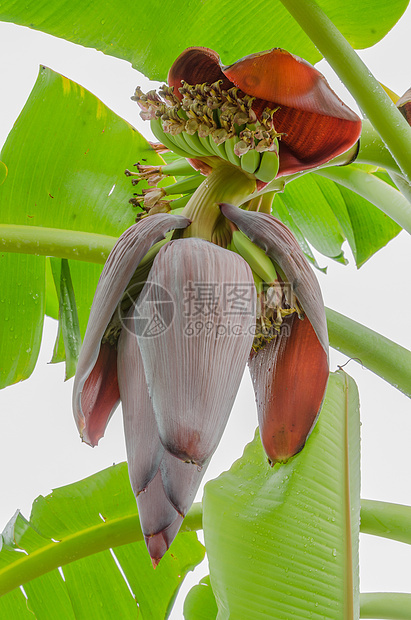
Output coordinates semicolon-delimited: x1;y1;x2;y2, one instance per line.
0;66;164;388
0;464;205;618
0;0;407;80
272;170;401;268
0;161;7;185
202;371;360;619
184;576;218;620
184;579;411;619
50;259;82;380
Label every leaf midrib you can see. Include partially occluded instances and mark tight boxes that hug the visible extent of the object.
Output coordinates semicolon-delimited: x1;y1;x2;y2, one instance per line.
343;372;354;619
0;503;203;596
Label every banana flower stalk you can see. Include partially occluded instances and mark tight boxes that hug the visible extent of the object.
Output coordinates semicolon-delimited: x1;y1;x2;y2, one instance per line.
73;47;361;565
73;205;328;564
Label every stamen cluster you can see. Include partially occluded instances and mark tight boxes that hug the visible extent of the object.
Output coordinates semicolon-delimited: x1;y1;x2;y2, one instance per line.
253;282;303;351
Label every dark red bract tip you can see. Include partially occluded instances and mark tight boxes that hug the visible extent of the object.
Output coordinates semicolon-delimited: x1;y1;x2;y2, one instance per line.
168;47;231;98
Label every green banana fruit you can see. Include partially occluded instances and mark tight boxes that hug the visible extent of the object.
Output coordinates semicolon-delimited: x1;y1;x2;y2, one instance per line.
232;230;277;284
169;131;200;158
169;194;193;209
207;134;229;160
150;119;192;159
181;131;210;157
229;242;265;293
251;271;264;294
224;136;241;167
255;147;280;183
240;148;261;174
197;134;219;157
162;158;198;177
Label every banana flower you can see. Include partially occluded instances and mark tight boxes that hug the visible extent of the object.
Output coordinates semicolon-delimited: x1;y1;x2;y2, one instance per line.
73;214;257;565
73;47;361;565
73;204;328;564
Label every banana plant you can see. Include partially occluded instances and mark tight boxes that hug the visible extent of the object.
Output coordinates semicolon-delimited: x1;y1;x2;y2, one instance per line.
0;0;410;617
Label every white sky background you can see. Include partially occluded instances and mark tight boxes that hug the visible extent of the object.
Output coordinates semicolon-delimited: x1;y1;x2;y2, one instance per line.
0;6;410;618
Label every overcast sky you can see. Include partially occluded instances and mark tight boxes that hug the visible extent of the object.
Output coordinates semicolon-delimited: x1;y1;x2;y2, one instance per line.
0;6;410;617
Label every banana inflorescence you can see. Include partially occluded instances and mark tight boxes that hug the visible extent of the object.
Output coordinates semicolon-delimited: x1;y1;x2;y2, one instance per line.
141;82;281;184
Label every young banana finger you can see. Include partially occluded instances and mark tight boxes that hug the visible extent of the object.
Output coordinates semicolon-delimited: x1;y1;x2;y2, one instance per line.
163;174;203;196
232;230;277;284
197;134;219;157
207;135;229;160
240;149;261;175
181;131;211;157
255;148;280;183
150;119;193;159
161;158;197;177
229;242;264;292
170;131;200;158
224;137;241;167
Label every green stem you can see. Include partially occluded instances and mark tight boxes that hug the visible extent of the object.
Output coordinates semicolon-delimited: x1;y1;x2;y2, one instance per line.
326;307;411;398
315;167;411;234
0;224;117;264
279;0;411;183
162;158;200;177
0;503;203;597
361;499;411;545
389;171;411;205
246;191;277;213
182;163;256;240
356;121;402;175
360;593;411;619
163;173;203;196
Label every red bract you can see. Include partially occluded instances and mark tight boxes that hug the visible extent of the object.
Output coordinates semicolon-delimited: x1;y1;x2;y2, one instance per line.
73;207;329;564
168;47;362;175
73;215;257;566
398;87;411;124
220;203;329;464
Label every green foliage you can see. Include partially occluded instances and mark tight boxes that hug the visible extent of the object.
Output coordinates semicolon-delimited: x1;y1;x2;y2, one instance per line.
316;166;411;237
0;67;162;387
326;308;411;398
184;576;218;620
0;0;407;80
50;259;81;379
0;161;7;185
0;1;410;618
203;371;360;619
0;464;205;617
273;171;401;267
